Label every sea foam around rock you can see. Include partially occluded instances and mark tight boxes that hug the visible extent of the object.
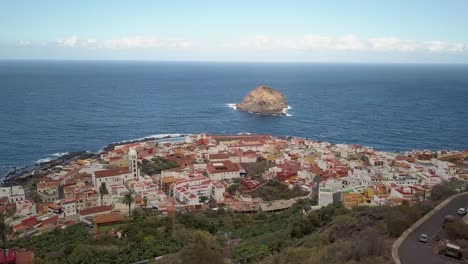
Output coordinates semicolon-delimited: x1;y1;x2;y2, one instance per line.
227;103;292;116
35;152;69;164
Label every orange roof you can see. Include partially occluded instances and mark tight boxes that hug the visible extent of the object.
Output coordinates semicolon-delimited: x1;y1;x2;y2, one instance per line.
209;153;230;160
94;167;131;178
388;197;404;204
162;176;179;184
207;160;241;174
40;215;59;226
13;224;28;232
80;205;113;216
16;250;35;264
37;181;60;189
38;202;54;212
94;213;124;225
48;204;62;210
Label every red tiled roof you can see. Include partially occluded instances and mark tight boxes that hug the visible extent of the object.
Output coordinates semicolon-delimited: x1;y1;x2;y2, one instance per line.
41;215;59;225
93;213;124;225
209;135;270;140
94;167;131;178
37;181;60;189
209;153;230;160
207;161;240;174
80;205;113;216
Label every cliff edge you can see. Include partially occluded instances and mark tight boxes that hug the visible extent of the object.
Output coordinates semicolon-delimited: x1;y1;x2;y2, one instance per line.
236;85;287;115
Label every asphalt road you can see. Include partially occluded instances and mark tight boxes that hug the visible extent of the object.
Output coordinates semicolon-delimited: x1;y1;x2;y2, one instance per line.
399;193;468;264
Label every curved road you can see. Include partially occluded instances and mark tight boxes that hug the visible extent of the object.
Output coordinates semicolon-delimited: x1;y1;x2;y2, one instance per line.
399;193;468;264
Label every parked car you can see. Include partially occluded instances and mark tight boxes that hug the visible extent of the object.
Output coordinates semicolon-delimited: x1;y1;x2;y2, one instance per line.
438;240;462;259
419;234;428;243
457;207;467;216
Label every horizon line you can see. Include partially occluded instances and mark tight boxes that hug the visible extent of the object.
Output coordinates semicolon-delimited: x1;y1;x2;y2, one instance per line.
1;58;467;65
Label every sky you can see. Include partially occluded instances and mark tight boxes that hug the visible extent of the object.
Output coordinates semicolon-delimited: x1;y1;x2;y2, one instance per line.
1;0;468;63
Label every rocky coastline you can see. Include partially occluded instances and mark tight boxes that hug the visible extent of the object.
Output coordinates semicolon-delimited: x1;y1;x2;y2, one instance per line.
236;85;288;115
1;134;187;187
1;151;97;187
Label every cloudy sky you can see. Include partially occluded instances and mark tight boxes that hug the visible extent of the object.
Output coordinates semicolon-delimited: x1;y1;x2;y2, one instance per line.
1;0;467;63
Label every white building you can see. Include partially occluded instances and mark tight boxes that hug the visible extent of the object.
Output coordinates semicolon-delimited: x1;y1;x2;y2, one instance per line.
393;175;419;185
0;185;26;203
62;198;78;217
128;148;140;178
318;187;334;207
172;176;226;205
15;200;36;216
93;167;135;188
206;161;242;181
93;148;140;188
210;181;225;202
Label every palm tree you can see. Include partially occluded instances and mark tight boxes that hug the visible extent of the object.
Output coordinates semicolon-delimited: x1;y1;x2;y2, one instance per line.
99;182;109;204
122;193;134;219
0;214;12;263
142;196;148;209
142;196;148;217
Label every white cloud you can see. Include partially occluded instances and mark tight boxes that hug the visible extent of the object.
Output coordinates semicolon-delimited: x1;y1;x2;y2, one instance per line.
301;34;332;49
19;34;468;55
83;38;97;48
423;41;465;53
368;37;417;52
55;36;191;49
18;40;31;46
232;34;467;53
56;35;79;47
335;34;367;51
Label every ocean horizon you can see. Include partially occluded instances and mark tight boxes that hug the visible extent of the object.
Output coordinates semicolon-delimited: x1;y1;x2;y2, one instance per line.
1;61;468;177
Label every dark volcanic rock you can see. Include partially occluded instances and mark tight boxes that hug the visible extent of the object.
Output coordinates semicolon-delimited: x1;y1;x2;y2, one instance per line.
236;85;287;115
2;151;98;186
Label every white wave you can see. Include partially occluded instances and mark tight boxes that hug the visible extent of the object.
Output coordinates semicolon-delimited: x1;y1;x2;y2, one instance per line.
226;103;237;110
51;152;69;157
35;152;69;164
283;105;293;117
112;133;188;144
35;158;52;164
229;103;291;116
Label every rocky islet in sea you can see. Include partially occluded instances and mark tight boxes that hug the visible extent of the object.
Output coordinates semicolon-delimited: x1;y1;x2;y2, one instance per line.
236;85;288;115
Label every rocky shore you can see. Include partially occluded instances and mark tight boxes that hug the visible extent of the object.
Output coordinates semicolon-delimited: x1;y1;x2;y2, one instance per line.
236;85;288;115
1;134;187;187
1;151;97;186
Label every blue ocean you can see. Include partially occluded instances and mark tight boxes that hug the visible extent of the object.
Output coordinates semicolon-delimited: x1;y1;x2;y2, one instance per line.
1;61;468;177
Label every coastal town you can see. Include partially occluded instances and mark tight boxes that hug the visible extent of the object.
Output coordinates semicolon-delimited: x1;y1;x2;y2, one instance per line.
1;134;467;263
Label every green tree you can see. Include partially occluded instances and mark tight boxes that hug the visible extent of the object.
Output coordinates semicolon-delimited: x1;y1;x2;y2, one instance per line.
122;193;135;219
199;196;209;203
140;196;149;218
0;214;12;264
131;208;146;220
430;181;458;202
180;230;224;264
227;183;239;195
233;243;270;264
445;220;468;240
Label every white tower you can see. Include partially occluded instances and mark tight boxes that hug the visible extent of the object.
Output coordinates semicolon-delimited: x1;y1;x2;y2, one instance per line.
128;148;140;178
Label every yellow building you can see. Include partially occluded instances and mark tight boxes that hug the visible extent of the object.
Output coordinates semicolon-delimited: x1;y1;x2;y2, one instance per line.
303;155;317;164
342;192;365;209
266;154;281;162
